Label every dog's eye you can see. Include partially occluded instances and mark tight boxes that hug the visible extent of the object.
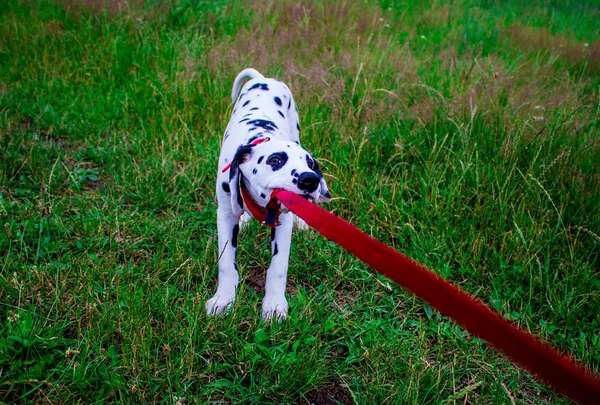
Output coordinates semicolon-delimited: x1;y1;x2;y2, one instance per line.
306;156;315;170
267;156;282;165
266;152;288;171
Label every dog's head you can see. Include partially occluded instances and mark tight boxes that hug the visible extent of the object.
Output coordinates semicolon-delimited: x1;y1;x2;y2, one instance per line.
228;138;330;216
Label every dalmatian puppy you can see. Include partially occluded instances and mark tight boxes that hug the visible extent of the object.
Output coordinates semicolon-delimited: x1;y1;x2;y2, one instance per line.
206;68;331;320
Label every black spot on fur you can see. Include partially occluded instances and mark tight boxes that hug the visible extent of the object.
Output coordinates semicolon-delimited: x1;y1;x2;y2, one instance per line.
253;168;258;175
257;156;264;164
292;178;298;184
250;107;259;110
243;113;252;117
260;193;266;199
224;131;230;139
273;242;279;256
247;119;278;132
237;190;243;208
239;118;249;123
278;110;285;118
266;152;288;171
248;127;257;131
222;182;230;193
291;169;297;176
271;227;276;241
249;83;269;91
232;224;239;248
296;122;300;131
288;100;291;109
274;96;282;106
243;100;250;107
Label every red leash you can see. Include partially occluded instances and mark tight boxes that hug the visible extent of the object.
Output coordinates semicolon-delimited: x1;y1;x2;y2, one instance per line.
272;189;600;405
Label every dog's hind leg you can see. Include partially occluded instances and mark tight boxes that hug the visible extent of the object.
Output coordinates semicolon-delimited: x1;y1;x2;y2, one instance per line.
206;206;241;315
293;215;309;230
239;212;253;230
262;212;294;321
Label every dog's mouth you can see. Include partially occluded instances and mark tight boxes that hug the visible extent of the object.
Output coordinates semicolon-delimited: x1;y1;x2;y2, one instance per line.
263;181;319;204
274;190;314;203
288;189;318;203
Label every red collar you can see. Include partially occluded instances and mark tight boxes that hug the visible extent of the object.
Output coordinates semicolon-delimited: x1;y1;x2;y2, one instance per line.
240;178;281;227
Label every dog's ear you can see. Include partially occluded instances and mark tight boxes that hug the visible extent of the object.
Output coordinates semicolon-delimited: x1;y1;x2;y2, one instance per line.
229;144;254;217
311;159;331;204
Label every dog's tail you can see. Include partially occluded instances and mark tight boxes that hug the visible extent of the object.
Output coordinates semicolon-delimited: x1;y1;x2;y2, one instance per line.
231;68;264;102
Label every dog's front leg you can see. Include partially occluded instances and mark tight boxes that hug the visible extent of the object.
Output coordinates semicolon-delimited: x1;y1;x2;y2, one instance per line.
262;212;294;321
206;206;240;315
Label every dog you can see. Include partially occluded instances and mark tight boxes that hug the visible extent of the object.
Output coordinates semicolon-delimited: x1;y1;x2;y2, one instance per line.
206;68;331;320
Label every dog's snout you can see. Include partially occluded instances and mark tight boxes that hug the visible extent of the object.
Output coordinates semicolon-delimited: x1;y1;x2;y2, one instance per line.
297;172;319;192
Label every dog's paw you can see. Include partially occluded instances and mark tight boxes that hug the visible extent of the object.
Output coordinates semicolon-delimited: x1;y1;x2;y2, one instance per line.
262;295;288;321
206;295;234;316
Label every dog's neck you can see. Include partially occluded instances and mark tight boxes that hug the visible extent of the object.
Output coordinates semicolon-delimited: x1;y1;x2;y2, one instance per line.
240;176;268;206
244;129;292;145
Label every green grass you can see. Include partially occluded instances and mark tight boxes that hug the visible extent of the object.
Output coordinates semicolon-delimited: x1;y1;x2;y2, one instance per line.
1;0;599;403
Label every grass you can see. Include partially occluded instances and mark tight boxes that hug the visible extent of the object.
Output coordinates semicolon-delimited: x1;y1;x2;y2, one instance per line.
0;0;599;403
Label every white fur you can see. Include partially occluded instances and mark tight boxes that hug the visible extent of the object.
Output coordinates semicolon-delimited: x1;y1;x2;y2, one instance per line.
206;68;330;320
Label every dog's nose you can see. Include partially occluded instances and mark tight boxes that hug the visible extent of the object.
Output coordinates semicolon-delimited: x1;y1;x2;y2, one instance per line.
297;172;320;192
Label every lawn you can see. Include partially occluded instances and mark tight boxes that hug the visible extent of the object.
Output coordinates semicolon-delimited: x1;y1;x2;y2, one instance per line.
0;0;599;403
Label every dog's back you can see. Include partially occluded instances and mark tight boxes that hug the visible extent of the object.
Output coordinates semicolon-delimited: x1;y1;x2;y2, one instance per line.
223;69;301;148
